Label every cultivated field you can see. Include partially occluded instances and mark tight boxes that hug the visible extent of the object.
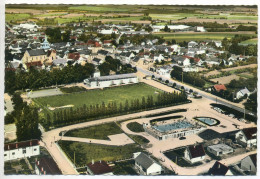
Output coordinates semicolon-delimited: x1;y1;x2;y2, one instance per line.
221;64;257;71
210;74;241;84
153;32;256;41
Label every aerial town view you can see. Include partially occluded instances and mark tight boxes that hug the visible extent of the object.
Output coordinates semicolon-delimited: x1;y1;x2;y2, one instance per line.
3;3;257;176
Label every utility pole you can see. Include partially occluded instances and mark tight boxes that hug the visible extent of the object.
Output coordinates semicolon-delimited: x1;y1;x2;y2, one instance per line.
74;151;75;165
244;107;246;120
182;72;183;83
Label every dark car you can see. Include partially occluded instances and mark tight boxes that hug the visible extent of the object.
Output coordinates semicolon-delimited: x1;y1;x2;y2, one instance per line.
179;137;186;140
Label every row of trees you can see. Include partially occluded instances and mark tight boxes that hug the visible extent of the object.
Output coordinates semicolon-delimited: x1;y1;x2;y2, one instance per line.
5;93;41;141
43;91;188;129
98;56;137;76
5;63;95;94
170;66;206;88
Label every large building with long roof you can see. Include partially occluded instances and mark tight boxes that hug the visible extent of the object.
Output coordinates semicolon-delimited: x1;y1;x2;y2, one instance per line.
84;73;138;88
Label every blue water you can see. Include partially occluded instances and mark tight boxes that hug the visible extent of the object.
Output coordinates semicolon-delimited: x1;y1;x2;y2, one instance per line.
153;121;194;133
196;117;216;125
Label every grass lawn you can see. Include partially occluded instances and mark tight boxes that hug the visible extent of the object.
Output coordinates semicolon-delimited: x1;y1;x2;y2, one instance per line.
239;38;258;45
127;122;144;132
154;33;256;41
113;160;138;175
6;13;31;22
33;83;162;112
129;135;150;145
58;141;143;166
65;122;123;140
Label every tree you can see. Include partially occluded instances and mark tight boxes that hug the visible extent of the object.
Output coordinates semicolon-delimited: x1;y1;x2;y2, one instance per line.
164;25;170;32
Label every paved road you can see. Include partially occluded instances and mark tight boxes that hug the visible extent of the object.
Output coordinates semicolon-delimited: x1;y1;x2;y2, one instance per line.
137;67;256;116
41;105;198;175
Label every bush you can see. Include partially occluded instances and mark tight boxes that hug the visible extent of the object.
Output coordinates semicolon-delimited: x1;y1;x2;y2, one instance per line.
127;122;144;132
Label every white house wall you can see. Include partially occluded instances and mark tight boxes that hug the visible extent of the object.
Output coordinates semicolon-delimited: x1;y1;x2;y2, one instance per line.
4;145;40;161
147;163;162;175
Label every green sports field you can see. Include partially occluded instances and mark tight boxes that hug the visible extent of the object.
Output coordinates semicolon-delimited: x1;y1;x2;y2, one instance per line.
33;83;162;112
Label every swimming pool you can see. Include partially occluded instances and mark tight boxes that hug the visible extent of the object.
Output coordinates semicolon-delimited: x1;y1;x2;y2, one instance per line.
194;117;219;126
152;121;194;133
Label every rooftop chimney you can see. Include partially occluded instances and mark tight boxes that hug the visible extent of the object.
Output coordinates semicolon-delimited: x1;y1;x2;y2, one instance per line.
41;167;44;172
100;160;101;163
30;141;32;146
92;159;94;165
8;145;10;150
16;143;18;149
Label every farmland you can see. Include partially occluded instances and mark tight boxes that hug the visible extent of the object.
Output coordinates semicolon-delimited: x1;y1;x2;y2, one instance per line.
6;13;31;23
153;32;256;41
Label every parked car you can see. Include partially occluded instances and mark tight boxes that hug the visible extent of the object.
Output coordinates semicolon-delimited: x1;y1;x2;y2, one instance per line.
179;137;186;140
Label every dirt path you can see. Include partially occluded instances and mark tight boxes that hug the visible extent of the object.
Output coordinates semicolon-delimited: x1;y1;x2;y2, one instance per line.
221;64;257;71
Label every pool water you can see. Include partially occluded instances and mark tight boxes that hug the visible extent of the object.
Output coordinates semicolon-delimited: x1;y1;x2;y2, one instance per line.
153;121;194;133
195;117;218;126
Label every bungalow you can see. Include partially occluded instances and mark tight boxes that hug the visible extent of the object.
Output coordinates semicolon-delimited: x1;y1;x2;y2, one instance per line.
236;87;250;99
4;139;40;161
235;127;257;148
212;84;227;93
86;160;113;175
35;157;62;175
208;161;234;176
133;152;162;175
207;144;233;156
240;154;257;175
184;144;206;163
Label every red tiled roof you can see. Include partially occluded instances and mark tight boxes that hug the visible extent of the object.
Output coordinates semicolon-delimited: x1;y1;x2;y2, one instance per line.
188;144;205;159
242;127;257;140
26;61;43;68
209;161;230;175
4;139;39;151
104;40;112;44
249;154;257;167
36;157;62;175
68;53;80;60
213;84;227;92
87;161;113;175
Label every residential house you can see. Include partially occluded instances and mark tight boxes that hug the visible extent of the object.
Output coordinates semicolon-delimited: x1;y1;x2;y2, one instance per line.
153;53;164;63
235;127;257;148
184;144;206;163
236;87;250;99
212;84;227;93
240;154;257;175
86;160;113;175
157;66;172;78
35;157;62;175
188;41;198;48
4;139;40;161
207;144;234;156
133;152;162;175
174;56;190;67
208;161;234;176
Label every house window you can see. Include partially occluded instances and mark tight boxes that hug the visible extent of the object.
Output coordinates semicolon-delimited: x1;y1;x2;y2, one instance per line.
34;148;37;151
12;152;15;155
23;149;26;154
4;154;7;156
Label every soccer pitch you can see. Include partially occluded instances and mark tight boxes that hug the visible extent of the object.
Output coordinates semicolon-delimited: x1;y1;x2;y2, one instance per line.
33;83;163;112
